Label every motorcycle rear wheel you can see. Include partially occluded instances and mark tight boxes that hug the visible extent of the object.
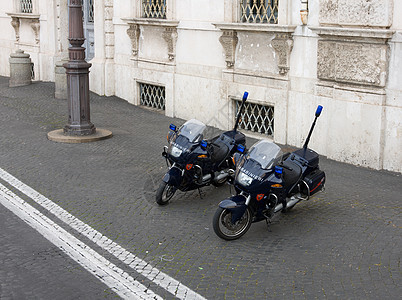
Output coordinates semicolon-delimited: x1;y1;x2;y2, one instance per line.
156;182;176;205
212;207;252;240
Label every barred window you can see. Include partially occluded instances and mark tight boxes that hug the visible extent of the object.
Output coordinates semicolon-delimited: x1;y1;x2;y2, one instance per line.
31;62;35;80
240;0;278;24
88;0;94;23
140;83;165;111
143;0;166;19
20;0;33;13
235;100;274;137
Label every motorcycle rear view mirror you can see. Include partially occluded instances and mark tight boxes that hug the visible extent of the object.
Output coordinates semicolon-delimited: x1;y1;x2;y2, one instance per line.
169;124;177;132
315;105;323;117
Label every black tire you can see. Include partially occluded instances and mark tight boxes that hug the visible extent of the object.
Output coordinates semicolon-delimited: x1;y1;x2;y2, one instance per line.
156;182;176;205
212;207;252;240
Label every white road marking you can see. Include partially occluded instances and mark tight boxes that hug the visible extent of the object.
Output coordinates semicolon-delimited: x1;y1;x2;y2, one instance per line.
0;183;161;300
0;168;207;300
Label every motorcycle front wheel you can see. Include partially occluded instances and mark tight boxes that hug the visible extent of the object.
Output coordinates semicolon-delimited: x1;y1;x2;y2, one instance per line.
156;182;176;205
212;207;252;240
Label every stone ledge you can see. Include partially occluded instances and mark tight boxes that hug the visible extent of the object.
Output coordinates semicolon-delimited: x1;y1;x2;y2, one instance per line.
310;26;395;43
121;17;179;28
213;23;296;33
6;12;40;19
47;129;112;144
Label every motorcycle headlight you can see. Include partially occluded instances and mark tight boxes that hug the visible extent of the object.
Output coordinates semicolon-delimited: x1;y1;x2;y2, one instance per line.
169;145;182;158
237;171;253;186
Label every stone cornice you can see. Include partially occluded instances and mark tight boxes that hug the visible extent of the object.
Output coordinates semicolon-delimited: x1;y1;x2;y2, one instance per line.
122;17;179;28
7;12;40;19
310;26;395;43
213;23;296;33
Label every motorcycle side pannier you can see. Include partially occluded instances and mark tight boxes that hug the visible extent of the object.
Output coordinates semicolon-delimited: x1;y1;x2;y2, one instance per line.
303;169;325;196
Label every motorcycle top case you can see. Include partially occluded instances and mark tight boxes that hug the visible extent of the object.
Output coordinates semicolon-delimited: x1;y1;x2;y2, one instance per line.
292;148;319;168
303;169;325;196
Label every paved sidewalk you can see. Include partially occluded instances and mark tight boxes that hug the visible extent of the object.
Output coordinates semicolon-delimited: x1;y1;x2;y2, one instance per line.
0;76;401;299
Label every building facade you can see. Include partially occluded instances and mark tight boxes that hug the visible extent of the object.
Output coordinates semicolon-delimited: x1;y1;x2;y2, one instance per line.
0;0;401;173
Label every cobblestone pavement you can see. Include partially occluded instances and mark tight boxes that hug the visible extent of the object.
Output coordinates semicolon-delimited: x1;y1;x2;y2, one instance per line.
0;76;401;299
0;202;117;299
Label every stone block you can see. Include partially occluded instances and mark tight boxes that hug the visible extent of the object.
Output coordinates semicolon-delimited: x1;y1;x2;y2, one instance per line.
317;40;388;86
319;0;393;27
9;49;32;87
55;60;67;99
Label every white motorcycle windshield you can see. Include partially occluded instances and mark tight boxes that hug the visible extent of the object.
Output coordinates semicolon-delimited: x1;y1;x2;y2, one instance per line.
177;119;206;143
246;140;283;169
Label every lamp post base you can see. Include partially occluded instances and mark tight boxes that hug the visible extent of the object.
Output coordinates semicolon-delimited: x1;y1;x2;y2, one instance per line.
47;128;112;143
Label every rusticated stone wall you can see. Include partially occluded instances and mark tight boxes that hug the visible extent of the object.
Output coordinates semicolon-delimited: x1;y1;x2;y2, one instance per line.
317;0;393;88
311;0;400;172
319;0;393;28
317;36;389;87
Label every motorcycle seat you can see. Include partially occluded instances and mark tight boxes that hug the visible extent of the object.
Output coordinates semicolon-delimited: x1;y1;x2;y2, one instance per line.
282;160;302;191
210;139;229;163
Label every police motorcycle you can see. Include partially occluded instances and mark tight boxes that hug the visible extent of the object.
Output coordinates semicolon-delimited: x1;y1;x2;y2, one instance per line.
156;92;249;205
213;105;326;240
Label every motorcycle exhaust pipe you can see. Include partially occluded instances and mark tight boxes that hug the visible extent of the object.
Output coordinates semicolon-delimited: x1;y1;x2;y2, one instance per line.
274;203;283;213
202;174;212;183
286;197;300;208
273;197;301;213
215;172;229;182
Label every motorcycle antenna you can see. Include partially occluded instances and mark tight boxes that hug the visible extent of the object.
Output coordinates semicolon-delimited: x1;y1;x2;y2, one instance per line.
303;105;323;150
234;92;249;132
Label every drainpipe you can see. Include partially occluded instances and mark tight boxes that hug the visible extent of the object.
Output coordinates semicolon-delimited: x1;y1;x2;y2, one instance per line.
300;0;308;25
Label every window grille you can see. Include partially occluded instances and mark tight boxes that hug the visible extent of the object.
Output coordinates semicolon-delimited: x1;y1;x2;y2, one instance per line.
143;0;166;19
30;63;35;80
88;0;94;23
240;0;278;24
140;83;165;110
235;100;274;137
20;0;33;13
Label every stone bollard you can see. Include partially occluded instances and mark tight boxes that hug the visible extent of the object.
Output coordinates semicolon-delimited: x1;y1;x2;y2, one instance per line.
55;60;68;99
9;49;32;87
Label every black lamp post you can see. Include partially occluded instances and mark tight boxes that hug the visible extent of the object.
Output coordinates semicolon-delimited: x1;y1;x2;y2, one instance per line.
47;0;112;143
63;0;95;136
